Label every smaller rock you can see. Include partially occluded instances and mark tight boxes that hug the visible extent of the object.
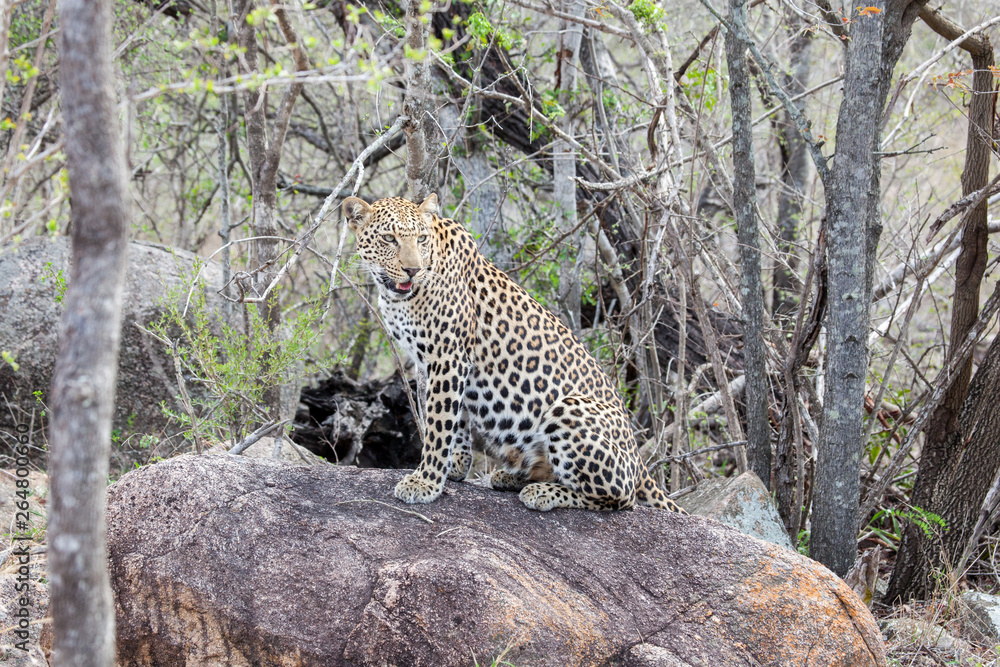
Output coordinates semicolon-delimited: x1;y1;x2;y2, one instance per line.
881;618;971;654
204;436;325;465
676;471;795;551
0;470;47;536
959;591;1000;644
0;572;49;666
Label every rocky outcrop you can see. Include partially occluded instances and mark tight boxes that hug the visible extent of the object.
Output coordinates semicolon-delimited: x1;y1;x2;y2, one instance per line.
0;237;232;464
106;455;887;666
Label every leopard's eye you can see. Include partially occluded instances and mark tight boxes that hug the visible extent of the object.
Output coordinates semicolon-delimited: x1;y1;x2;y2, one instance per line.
381;234;396;243
417;234;428;244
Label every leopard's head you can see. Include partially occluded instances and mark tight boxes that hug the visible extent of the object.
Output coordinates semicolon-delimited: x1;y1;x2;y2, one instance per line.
344;195;438;299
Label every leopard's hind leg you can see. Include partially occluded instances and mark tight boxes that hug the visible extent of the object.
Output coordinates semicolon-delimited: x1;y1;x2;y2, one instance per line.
519;396;637;511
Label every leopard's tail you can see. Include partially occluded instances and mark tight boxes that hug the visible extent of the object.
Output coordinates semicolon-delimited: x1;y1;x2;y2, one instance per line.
636;468;688;514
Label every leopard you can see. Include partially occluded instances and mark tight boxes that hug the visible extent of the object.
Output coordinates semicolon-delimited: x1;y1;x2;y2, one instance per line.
344;193;686;513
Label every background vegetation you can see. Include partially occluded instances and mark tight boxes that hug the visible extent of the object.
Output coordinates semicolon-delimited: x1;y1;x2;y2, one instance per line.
2;0;1000;661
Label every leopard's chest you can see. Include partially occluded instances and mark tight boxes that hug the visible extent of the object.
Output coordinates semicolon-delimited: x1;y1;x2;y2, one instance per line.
379;295;429;367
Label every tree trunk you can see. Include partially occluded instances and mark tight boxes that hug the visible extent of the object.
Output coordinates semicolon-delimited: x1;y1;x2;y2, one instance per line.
888;333;1000;600
232;0;306;421
812;0;922;576
772;25;811;318
886;11;996;601
403;0;437;201
933;335;1000;573
553;0;585;331
724;0;770;488
48;0;131;660
771;20;812;534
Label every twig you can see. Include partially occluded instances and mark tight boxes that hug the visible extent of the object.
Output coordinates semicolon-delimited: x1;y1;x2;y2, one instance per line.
924;172;1000;241
228;419;290;455
334;498;434;524
211;115;408;309
651;440;748;467
899;14;1000;90
129;69;368;104
863;244;936;451
573;75;842;193
503;0;631;38
171;340;204;454
874;221;1000;302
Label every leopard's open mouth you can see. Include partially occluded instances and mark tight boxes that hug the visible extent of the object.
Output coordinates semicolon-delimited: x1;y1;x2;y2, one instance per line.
379;273;415;296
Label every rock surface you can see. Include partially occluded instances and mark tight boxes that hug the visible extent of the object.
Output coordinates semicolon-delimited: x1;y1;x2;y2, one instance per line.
106;455;886;666
677;471;795;551
0;573;48;666
960;591;1000;643
0;237;232;461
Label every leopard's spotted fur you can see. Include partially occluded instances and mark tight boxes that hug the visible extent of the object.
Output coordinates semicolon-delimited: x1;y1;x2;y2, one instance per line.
345;194;685;513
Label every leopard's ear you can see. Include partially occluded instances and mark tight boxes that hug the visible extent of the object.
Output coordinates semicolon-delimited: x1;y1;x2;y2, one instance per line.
417;194;438;221
343;197;372;232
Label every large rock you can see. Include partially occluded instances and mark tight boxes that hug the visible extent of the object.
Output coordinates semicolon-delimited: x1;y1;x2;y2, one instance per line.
677;471;795;551
0;237;231;462
106;455;887;666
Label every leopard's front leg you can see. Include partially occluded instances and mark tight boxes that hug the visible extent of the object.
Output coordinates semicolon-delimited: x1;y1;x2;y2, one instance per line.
394;356;470;504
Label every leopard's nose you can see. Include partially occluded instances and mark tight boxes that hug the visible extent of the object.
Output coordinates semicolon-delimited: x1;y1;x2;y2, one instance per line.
403;267;420;278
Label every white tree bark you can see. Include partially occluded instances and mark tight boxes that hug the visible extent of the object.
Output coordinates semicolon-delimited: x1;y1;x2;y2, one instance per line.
48;0;131;660
553;0;585;330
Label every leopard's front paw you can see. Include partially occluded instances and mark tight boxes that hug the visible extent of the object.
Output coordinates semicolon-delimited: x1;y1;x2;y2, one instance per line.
394;473;443;504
